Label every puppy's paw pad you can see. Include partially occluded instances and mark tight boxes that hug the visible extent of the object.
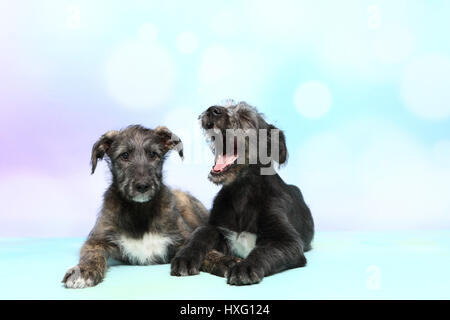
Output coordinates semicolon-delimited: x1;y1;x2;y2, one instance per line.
171;256;200;277
227;263;264;286
220;256;243;277
170;258;187;276
62;266;95;289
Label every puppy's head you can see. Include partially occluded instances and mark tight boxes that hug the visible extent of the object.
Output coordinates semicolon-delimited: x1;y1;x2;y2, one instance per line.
199;101;287;185
91;125;183;203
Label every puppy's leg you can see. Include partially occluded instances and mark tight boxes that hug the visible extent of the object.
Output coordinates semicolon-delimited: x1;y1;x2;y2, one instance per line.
227;241;305;285
171;225;223;276
201;250;243;278
227;221;306;286
62;239;114;289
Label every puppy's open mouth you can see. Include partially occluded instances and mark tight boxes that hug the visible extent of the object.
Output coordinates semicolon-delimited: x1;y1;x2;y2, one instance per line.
206;128;240;176
211;152;238;175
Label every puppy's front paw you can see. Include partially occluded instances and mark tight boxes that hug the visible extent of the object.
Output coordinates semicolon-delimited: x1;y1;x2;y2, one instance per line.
201;252;242;278
62;265;103;289
227;262;264;286
171;253;202;277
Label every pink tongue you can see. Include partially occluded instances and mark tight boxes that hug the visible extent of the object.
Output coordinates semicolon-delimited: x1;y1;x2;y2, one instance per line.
213;154;238;172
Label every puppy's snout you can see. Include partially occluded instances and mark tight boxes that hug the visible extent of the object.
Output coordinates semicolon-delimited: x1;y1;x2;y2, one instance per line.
135;183;150;193
201;116;214;129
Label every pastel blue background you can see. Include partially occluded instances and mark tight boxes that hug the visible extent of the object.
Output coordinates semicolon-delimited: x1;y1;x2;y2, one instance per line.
1;1;450;300
2;0;449;237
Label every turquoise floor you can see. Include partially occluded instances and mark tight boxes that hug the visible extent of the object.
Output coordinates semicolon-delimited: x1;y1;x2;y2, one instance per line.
1;231;449;300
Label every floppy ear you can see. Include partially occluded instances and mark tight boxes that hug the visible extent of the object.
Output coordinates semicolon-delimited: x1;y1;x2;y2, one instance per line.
154;126;184;159
90;130;119;174
268;124;288;165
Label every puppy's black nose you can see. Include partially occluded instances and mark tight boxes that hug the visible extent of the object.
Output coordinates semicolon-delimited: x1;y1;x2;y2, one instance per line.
202;117;214;129
136;183;150;193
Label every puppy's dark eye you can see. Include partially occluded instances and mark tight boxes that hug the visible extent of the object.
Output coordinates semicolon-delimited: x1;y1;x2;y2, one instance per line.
213;107;222;115
148;151;157;159
120;152;129;160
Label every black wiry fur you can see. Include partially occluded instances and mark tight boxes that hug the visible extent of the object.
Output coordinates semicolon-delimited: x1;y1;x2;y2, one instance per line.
171;101;314;285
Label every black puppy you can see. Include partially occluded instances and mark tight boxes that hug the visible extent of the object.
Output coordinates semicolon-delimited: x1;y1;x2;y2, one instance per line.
171;101;314;285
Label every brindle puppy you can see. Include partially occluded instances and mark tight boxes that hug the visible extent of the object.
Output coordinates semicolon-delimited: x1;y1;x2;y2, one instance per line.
62;125;211;288
171;101;314;285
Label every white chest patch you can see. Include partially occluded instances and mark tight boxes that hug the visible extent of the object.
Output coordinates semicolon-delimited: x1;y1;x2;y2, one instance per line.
117;232;174;265
224;230;257;259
